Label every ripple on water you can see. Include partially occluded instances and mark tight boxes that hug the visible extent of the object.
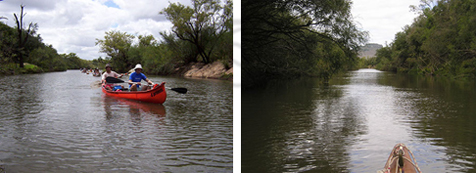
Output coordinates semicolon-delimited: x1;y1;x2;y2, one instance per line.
0;71;233;172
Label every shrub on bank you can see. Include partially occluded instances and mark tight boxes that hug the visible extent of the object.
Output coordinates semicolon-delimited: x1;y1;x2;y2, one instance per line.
0;63;44;75
22;63;44;73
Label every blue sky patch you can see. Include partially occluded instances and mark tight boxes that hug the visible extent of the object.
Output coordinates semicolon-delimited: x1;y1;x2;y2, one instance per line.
104;0;120;9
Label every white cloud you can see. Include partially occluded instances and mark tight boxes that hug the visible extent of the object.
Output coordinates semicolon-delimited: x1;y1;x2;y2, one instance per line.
0;0;192;60
0;0;65;12
351;0;420;46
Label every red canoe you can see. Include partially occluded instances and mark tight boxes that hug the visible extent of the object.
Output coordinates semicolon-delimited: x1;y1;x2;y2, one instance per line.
102;82;167;104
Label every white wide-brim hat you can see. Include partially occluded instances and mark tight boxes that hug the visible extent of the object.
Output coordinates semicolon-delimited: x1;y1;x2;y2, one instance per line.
134;64;143;70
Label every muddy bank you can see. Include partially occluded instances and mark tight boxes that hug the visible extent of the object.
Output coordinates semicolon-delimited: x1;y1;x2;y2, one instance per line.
172;62;233;81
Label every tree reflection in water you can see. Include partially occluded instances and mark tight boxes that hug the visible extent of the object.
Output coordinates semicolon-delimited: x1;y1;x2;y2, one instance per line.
243;77;366;172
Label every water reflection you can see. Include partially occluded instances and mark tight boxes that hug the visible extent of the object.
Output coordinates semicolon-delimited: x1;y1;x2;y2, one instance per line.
243;77;366;172
0;74;44;123
243;69;476;172
377;74;476;172
0;71;232;172
0;74;45;171
102;96;166;120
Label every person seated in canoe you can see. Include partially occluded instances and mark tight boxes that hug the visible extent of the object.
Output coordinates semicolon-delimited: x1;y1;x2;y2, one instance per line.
128;64;154;91
93;68;100;76
102;64;124;90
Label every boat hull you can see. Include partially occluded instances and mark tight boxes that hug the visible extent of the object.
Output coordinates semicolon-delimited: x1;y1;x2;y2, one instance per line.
378;143;421;173
102;82;167;104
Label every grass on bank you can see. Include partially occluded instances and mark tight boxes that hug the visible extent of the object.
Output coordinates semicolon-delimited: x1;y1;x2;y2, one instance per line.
0;63;44;75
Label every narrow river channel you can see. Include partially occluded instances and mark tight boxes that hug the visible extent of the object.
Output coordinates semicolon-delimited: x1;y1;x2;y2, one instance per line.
243;69;476;172
0;70;233;172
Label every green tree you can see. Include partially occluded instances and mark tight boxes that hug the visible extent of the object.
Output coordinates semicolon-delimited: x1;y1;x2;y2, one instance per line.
28;45;66;71
61;53;88;69
14;5;38;68
374;0;476;78
161;0;232;63
1;7;72;74
142;43;174;74
95;30;135;72
89;56;107;70
138;34;156;47
129;34;158;65
160;31;199;64
0;22;17;64
242;0;367;87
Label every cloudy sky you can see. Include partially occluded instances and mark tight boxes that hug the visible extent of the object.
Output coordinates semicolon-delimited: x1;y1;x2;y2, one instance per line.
0;0;191;60
1;0;419;61
351;0;420;46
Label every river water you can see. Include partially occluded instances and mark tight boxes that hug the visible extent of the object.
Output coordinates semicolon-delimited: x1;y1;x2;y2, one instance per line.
0;70;233;172
242;69;476;172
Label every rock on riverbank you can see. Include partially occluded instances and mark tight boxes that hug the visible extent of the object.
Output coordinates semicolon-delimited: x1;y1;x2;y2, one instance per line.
174;62;233;80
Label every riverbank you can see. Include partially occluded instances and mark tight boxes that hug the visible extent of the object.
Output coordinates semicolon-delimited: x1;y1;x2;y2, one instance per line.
2;61;234;82
171;61;233;81
0;63;44;75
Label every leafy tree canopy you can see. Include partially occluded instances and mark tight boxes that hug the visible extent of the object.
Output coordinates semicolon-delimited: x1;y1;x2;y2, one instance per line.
95;30;135;72
372;0;476;78
161;0;232;63
242;0;368;87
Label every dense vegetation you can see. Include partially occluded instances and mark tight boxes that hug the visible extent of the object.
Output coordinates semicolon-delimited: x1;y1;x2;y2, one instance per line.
1;0;232;76
0;6;91;75
242;0;368;87
371;0;476;79
94;0;233;74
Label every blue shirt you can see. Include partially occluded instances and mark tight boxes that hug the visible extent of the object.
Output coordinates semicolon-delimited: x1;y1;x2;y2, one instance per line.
129;72;147;87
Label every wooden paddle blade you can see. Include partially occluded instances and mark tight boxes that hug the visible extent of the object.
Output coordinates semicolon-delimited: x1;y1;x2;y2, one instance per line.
105;77;125;83
170;87;187;94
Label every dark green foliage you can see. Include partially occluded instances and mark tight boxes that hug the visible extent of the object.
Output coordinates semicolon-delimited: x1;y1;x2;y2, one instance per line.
242;0;368;87
63;53;93;69
0;22;17;65
373;0;476;79
95;30;135;72
93;0;232;75
1;22;89;74
1;5;89;74
95;31;174;74
160;0;232;64
2;0;232;75
28;45;66;71
160;31;198;65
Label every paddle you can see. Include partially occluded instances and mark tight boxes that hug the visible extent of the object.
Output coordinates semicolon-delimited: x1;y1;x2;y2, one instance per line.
105;77;187;94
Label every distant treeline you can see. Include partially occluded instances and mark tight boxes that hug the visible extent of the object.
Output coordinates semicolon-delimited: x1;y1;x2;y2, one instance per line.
368;0;476;79
0;22;91;74
94;0;233;74
242;0;368;88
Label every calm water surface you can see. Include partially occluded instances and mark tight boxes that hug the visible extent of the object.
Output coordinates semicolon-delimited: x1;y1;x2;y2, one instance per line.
243;69;476;172
0;70;233;172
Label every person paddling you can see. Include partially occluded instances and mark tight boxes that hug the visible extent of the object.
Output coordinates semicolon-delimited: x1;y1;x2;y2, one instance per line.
102;64;124;90
128;64;154;91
